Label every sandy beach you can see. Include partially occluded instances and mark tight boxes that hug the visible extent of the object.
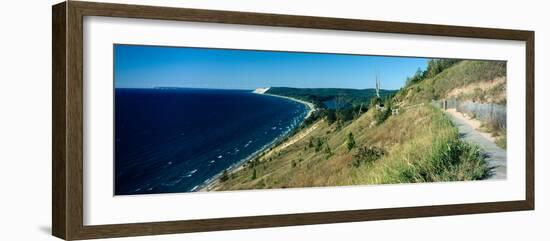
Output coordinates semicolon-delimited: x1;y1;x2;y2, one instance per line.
252;87;315;118
197;91;315;192
263;93;315;119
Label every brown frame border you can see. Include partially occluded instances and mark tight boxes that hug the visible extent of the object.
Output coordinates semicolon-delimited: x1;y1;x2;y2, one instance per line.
52;1;535;240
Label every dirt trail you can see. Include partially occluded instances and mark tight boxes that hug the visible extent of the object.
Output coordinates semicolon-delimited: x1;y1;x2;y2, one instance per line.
267;121;320;155
445;109;506;180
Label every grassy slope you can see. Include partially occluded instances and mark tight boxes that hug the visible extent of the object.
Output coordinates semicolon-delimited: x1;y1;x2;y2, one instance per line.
397;60;507;149
395;60;506;105
213;60;499;191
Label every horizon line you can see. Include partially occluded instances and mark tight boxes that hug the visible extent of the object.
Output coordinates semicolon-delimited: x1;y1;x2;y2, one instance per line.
114;86;400;91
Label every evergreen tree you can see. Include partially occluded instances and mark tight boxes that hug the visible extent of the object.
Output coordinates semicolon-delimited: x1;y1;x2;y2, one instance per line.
347;132;356;151
251;168;257;180
315;138;323;152
326;110;337;124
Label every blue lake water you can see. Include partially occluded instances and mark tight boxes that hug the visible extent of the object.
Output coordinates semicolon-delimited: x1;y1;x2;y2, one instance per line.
114;88;308;195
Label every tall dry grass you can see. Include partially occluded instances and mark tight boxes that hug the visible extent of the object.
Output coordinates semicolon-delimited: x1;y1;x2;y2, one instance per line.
352;106;489;184
215;105;489;191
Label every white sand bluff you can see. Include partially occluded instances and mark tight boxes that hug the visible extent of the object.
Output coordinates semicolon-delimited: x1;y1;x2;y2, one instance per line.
252;87;270;94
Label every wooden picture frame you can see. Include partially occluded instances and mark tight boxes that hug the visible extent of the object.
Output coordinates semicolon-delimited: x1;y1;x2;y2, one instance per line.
52;1;534;240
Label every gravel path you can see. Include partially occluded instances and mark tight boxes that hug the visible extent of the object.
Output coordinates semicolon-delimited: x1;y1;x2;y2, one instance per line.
445;110;507;180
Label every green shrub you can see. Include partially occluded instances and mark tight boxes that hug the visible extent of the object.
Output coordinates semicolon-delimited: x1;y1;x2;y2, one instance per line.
375;98;393;124
369;97;382;109
396;137;489;182
324;144;332;154
220;170;229;182
324;144;333;159
346;132;356;151
352;146;386;167
315;138;324;152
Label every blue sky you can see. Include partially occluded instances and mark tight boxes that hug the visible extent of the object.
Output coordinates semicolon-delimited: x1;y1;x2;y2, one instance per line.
114;45;429;90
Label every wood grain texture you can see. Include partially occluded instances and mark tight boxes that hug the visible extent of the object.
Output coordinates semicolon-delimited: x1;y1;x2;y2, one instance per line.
66;2;85;240
74;201;530;240
52;2;67;239
51;1;535;240
525;32;535;209
71;1;532;40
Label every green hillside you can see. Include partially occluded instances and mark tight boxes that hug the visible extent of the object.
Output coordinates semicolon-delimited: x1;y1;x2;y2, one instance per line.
396;60;507;148
210;60;504;191
395;60;506;105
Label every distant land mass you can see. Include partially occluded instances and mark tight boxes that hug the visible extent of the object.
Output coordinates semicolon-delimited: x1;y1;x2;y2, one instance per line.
265;87;397;109
151;86;396;110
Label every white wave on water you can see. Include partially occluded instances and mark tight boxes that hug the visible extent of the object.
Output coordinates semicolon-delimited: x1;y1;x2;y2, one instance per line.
162;161;174;169
184;169;198;177
190;97;311;192
161;168;199;187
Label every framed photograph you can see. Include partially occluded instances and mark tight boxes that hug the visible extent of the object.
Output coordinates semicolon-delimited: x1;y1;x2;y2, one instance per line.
52;1;534;240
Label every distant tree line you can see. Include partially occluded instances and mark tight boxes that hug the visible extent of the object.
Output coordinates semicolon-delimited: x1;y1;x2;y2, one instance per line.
267;87;396;109
269;85;397;130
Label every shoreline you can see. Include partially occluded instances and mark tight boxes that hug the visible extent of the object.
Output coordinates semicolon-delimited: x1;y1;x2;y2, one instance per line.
262;93;316;119
196;92;315;192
